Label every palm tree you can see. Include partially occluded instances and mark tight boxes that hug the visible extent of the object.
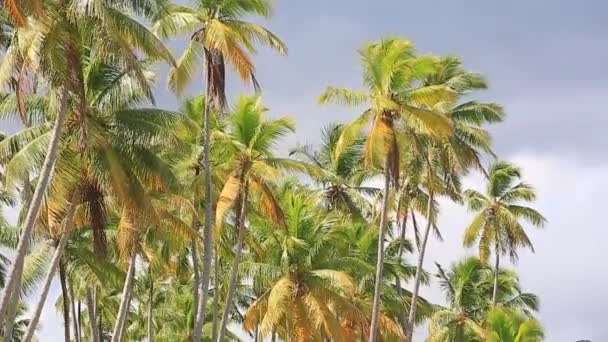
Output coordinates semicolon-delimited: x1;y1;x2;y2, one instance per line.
153;3;286;337
463;161;546;304
428;257;539;341
404;56;506;340
243;183;370;341
0;0;173;328
320;37;452;341
483;307;544;342
289;123;374;219
214;95;305;342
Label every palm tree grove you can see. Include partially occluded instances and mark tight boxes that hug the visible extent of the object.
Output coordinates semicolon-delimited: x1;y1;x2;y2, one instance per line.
3;0;583;341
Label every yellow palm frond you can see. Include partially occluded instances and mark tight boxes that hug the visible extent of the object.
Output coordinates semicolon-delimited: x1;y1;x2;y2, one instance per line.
260;276;293;336
215;174;241;236
205;19;255;82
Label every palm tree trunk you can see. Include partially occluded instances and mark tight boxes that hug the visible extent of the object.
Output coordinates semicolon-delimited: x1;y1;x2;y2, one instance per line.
191;225;200;324
211;250;220;341
397;207;409;333
192;75;215;342
86;288;100;342
78;300;83;342
99;310;104;341
2;269;22;340
23;226;73;341
216;182;248;342
368;163;391;342
70;279;81;342
492;240;500;305
0;90;68;325
59;261;71;342
404;191;434;342
111;252;137;342
254;325;259;342
147;268;154;342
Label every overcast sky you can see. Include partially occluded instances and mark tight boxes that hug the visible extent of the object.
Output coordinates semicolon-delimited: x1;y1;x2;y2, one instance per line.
27;0;608;340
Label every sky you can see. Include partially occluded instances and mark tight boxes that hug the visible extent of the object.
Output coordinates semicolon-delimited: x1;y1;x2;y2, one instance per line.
15;0;608;340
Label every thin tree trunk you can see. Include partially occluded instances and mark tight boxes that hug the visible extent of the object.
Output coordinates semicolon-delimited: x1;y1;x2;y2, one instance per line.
78;300;82;342
192;74;215;342
191;226;200;324
397;207;409;333
368;164;391;342
2;271;22;340
86;288;100;342
254;325;259;342
404;191;434;342
23;196;77;341
70;279;81;342
147;267;154;342
98;310;103;342
216;182;248;342
492;240;500;305
0;90;68;325
59;261;71;342
211;249;220;342
111;252;137;342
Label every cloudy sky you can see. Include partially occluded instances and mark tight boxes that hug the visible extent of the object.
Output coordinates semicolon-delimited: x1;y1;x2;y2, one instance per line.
28;0;608;340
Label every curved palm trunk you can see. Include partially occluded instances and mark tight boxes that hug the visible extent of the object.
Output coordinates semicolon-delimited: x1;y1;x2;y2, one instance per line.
216;183;248;342
368;165;391;342
0;90;68;325
111;252;137;342
193;63;217;341
86;288;100;342
492;240;500;305
404;191;434;342
59;261;72;342
23;200;76;342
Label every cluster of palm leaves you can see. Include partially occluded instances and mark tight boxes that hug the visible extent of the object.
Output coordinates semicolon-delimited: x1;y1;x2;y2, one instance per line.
0;0;547;341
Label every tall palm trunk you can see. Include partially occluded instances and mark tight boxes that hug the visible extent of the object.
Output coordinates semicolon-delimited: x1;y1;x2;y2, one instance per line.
396;205;409;333
216;180;248;342
404;191;434;341
77;300;83;342
492;240;500;305
368;162;391;342
147;267;154;342
0;90;68;325
191;219;200;323
59;261;72;342
23;199;76;342
193;53;219;340
211;250;220;341
86;288;100;342
2;268;22;340
70;279;81;342
111;252;137;342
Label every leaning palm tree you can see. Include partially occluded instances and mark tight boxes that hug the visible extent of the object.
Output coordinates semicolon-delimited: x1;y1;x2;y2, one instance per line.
153;4;286;337
214;95;307;342
463;161;546;304
319;37;453;341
